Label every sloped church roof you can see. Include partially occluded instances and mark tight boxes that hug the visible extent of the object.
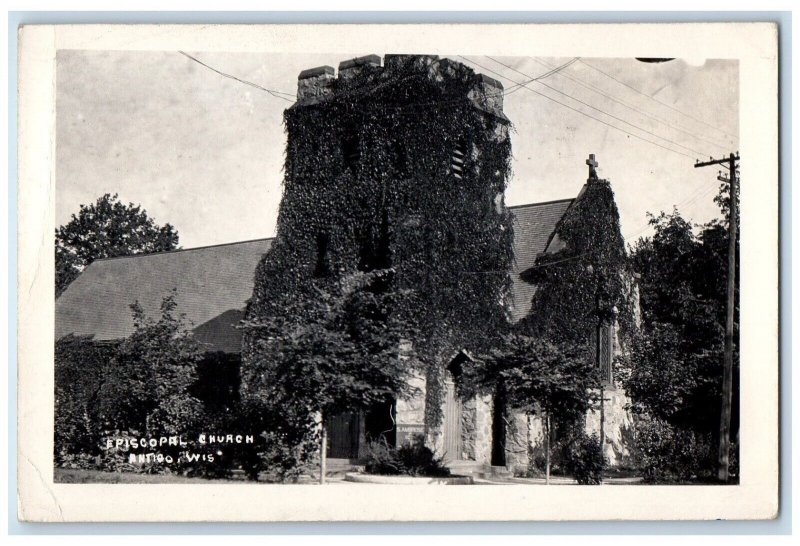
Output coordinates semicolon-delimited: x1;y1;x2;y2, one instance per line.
55;198;575;353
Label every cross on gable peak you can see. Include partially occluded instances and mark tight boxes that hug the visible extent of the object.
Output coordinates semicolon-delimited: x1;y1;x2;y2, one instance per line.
586;153;599;179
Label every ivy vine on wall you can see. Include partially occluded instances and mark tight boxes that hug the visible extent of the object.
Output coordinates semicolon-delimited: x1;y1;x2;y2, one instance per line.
519;179;636;368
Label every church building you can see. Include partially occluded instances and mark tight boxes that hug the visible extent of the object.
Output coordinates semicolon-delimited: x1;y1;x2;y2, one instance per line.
55;54;634;476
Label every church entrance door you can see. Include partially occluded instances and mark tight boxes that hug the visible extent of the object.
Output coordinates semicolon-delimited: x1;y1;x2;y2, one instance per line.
443;373;463;462
326;412;361;460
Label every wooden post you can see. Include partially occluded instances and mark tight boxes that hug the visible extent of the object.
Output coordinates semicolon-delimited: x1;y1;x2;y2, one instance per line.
320;419;327;485
599;383;605;453
545;412;551;485
717;153;738;482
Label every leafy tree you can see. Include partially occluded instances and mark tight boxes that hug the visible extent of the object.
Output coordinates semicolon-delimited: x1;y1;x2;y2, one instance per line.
623;208;739;437
621;181;739;481
96;293;204;438
56;193;179;296
460;333;598;483
241;269;421;483
55;294;205;472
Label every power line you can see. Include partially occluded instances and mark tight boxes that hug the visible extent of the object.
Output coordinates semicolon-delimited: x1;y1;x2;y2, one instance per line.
577;59;738;142
178;51;295;102
621;178;721;240
528;57;732;151
458;56;694;159
176;52;578;114
485;56;711;158
503;57;580;96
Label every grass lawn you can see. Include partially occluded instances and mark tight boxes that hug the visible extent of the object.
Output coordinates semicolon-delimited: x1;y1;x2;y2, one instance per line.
54;468;250;484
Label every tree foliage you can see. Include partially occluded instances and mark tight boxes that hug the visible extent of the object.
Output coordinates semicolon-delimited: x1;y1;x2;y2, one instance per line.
460;334;597;422
56;193;179;296
621;180;740;438
54;335;116;465
55;294;206;472
459;333;600;482
96;294;204;436
632;417;716;483
241;271;422;479
563;433;606;485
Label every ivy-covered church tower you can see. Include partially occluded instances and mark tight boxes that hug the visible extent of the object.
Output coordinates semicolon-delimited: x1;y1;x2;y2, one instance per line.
242;54;514;460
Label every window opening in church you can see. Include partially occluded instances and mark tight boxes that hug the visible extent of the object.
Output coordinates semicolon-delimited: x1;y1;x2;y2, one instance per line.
450;138;466;179
314;232;331;278
599;324;614;385
357;209;393;292
342;127;360;174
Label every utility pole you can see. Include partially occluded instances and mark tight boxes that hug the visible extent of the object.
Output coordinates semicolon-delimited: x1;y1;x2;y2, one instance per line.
694;152;739;482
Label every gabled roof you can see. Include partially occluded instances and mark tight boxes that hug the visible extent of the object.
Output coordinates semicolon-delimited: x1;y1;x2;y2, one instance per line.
55;238;273;353
55;198;573;352
508;198;574;322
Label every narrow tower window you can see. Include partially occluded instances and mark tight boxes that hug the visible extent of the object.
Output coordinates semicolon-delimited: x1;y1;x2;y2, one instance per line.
342;128;360;174
314;232;331;277
450;138;466;179
599;324;614;384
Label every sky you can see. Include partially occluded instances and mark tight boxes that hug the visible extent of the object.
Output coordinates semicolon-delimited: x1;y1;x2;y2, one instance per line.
56;51;738;249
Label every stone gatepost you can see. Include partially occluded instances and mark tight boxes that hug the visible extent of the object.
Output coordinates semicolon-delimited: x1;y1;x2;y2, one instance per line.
473;394;493;465
504;412;531;473
528;414;547;470
395;372;426;447
461;397;477;461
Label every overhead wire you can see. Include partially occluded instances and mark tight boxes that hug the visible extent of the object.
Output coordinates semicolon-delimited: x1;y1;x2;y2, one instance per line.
621;178;722;240
178;51;726;242
577;58;738;142
527;57;732;151
502;57;580;96
178;51;295;102
179;50;579;111
457;56;695;159
484;56;711;158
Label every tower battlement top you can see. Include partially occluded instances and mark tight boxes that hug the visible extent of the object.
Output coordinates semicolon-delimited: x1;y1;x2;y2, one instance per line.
295;54;506;121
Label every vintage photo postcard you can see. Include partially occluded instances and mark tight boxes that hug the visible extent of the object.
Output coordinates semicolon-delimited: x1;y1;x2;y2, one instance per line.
17;22;779;522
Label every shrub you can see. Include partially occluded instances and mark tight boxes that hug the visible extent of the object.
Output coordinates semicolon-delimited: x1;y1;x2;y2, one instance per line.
364;439;404;475
364;436;451;477
206;398;318;483
633;418;716;483
564;433;606;485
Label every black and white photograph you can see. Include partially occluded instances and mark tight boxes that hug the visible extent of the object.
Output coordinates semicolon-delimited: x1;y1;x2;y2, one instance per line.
16;22;779;522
